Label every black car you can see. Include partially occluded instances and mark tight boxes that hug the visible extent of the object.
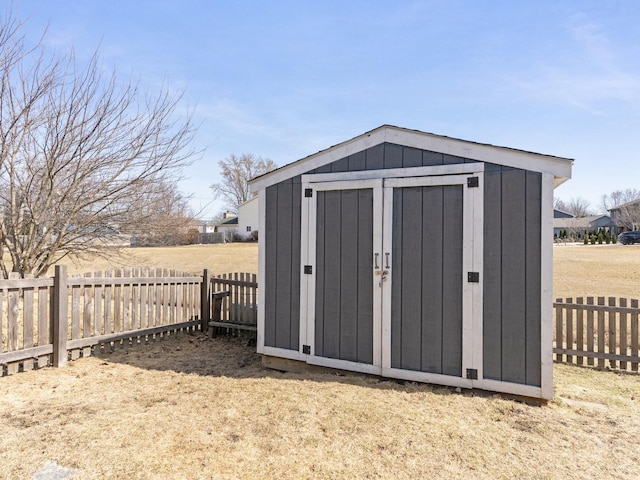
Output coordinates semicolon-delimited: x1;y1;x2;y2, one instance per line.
618;230;640;245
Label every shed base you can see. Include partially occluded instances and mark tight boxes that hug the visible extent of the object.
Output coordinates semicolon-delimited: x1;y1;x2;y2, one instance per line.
261;355;548;405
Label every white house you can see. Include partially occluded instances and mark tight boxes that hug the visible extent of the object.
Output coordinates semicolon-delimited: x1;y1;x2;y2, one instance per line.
238;196;259;239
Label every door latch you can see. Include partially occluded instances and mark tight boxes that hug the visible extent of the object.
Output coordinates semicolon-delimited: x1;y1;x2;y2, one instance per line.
375;270;388;287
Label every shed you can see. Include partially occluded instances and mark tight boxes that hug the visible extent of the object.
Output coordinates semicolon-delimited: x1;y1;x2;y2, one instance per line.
249;125;573;400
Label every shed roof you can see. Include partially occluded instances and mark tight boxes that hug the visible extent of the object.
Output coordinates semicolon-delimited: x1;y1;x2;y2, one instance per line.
250;125;573;192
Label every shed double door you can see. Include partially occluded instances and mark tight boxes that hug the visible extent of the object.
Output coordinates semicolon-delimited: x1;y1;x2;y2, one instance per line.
301;172;483;385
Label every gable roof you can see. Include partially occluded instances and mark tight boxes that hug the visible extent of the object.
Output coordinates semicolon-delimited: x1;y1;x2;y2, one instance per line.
217;216;238;226
553;215;613;229
250;125;574;192
608;197;640;212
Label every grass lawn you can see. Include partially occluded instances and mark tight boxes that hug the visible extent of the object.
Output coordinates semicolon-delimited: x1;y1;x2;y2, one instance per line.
0;243;638;479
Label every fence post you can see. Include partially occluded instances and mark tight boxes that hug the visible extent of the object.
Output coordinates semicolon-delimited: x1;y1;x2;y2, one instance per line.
201;269;211;332
51;265;68;367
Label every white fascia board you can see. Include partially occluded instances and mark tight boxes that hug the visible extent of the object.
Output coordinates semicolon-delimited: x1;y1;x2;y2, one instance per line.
381;128;573;185
250;128;387;192
249;125;573;192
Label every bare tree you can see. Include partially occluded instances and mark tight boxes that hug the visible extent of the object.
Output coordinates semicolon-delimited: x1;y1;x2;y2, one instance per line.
128;181;196;246
210;153;276;212
601;188;640;230
553;197;593;217
0;13;197;277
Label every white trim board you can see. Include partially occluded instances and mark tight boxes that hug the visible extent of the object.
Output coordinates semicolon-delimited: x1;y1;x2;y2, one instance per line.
250;125;573;192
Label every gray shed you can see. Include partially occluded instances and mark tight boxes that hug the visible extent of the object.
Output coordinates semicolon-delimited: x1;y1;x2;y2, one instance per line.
249;125;573;400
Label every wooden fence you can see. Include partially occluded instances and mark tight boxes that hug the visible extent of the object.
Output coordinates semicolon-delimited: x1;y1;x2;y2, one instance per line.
0;267;258;376
554;297;640;372
211;272;258;329
8;269;637;376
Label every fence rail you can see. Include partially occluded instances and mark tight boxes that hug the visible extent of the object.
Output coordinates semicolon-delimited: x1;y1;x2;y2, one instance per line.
0;267;258;376
554;296;640;372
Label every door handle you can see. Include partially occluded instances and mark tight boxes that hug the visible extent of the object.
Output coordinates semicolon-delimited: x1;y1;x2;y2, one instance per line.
385;253;390;269
374;253;380;269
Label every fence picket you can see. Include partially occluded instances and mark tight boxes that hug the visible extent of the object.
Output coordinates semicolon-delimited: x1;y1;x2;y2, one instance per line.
140;268;148;331
7;273;20;375
620;298;628;370
38;284;49;368
608;297;616;369
566;297;573;364
586;297;594;366
555;298;563;362
170;269;176;325
104;270;113;337
23;275;35;372
71;277;81;360
576;297;584;365
82;273;93;358
597;297;605;369
132;268;139;331
114;269;122;339
123;268;131;333
632;299;639;372
93;271;102;337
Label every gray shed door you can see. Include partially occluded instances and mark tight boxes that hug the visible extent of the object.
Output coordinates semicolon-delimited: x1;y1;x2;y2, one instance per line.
301;172;482;381
389;184;463;375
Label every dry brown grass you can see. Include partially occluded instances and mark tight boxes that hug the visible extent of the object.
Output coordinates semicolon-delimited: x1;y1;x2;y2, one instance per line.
1;243;640;479
0;334;638;479
48;243;259;276
553;243;640;299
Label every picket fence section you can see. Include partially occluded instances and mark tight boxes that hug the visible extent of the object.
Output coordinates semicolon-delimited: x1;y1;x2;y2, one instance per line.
0;267;258;376
554;297;640;372
4;270;639;376
211;272;258;328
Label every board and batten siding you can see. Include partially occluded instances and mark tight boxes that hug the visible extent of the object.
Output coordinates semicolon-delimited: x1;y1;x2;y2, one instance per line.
483;164;542;386
263;143;544;390
314;189;374;363
263;177;302;350
390;184;464;375
308;142;474;174
263;143;476;352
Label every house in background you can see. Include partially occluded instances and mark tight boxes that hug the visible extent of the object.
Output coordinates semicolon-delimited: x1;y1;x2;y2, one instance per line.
553;213;612;239
553;209;573;219
237;196;259;239
214;211;238;241
213;198;260;241
608;198;640;233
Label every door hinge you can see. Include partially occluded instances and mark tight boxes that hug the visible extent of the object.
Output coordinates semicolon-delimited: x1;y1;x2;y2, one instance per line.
467;272;480;283
304;188;313;197
302;345;311;354
467;177;479;188
466;368;478;380
304;265;313;274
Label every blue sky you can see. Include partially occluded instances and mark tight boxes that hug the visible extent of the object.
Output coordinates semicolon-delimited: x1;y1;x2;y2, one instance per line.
10;1;640;218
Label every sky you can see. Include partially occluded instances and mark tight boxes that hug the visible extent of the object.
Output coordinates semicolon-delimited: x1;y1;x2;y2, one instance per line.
9;1;640;219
